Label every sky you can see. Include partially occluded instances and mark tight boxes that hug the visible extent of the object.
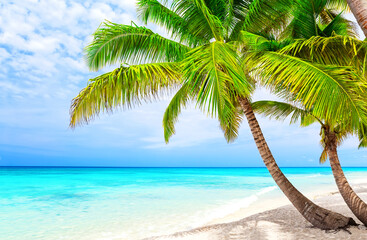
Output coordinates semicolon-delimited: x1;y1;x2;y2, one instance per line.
1;0;367;167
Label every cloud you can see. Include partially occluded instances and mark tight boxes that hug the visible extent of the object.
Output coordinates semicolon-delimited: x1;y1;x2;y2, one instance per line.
0;0;137;100
1;1;366;166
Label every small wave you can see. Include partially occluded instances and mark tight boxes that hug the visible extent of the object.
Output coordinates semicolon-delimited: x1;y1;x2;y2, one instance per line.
191;186;278;228
256;186;277;195
190;195;258;228
307;173;323;178
299;173;323;178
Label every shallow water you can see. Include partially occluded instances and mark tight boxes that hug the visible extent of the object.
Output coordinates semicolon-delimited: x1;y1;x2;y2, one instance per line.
1;167;366;240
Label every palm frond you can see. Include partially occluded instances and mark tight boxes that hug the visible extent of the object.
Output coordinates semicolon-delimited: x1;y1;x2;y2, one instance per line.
246;50;367;131
163;84;191;143
244;0;292;34
180;42;253;142
286;0;327;39
219;103;244;142
70;63;181;127
85;21;191;71
183;42;253;118
281;0;353;40
320;12;357;37
137;0;208;46
319;148;328;163
237;31;291;53
280;35;366;69
172;0;224;41
252;100;318;126
358;123;367;148
326;0;349;10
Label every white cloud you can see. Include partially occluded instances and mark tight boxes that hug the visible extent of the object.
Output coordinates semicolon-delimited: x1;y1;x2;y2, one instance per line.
0;48;10;63
1;1;366;166
0;1;140;122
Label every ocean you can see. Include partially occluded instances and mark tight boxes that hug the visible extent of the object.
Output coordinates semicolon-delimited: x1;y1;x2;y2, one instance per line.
1;167;367;240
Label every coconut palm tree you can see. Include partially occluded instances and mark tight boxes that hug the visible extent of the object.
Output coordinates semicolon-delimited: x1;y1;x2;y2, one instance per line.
346;0;367;37
249;31;367;225
70;0;356;229
242;0;367;227
252;98;367;225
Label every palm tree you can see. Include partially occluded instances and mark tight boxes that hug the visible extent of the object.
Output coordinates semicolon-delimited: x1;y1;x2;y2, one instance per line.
70;0;355;229
252;99;367;225
346;0;367;37
250;31;367;225
242;0;367;227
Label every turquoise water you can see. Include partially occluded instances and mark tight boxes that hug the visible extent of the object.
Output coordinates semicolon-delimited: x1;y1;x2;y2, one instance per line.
1;167;367;240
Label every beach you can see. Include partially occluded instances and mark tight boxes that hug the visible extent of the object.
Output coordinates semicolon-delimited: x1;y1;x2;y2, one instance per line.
1;167;367;240
146;184;367;240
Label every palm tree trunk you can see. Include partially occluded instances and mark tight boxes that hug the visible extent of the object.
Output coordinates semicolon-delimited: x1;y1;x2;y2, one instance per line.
238;97;356;230
347;0;367;37
326;131;367;226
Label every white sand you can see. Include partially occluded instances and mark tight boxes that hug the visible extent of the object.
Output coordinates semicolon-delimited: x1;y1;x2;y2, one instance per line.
144;184;367;240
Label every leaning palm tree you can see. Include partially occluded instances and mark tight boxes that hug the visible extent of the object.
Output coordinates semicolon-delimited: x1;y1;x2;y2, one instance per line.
243;0;367;227
250;33;367;225
70;0;355;229
252;97;367;225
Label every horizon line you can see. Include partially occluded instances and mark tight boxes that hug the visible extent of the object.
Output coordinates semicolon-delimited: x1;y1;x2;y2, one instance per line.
1;166;367;168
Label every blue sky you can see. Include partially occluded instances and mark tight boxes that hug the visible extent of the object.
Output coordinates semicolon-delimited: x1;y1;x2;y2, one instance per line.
1;0;367;167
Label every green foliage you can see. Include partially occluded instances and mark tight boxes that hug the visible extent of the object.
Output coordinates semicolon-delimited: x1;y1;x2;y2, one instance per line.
72;0;367;152
319;149;328;164
163;85;191;142
251;101;317;126
73;0;264;143
137;0;208;46
70;63;180;127
358;123;367;148
325;0;349;10
243;0;292;34
280;35;367;72
171;0;225;41
183;42;252;117
246;50;367;131
279;0;354;40
166;42;254;142
251;99;359;164
85;21;190;70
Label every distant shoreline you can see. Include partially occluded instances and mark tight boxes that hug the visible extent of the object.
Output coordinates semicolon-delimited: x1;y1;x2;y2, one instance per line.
2;166;367;168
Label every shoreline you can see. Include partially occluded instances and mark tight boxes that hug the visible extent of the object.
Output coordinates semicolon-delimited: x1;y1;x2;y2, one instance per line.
145;183;367;240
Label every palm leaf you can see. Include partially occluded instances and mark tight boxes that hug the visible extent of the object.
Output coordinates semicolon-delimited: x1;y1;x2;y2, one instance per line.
243;0;292;34
286;0;327;39
326;0;349;10
320;12;357;37
183;42;252;118
246;50;367;131
85;21;191;70
172;42;254;142
163;84;191;143
70;63;181;127
319;148;328;163
358;123;367;148
137;0;208;46
172;0;224;41
280;35;367;70
252;100;318;126
219;103;244;142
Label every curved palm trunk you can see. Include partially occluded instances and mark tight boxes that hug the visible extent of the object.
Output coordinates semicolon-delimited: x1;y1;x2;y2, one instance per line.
326;131;367;226
238;97;356;230
347;0;367;37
